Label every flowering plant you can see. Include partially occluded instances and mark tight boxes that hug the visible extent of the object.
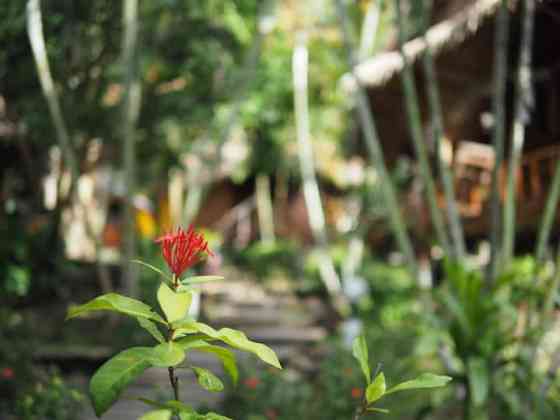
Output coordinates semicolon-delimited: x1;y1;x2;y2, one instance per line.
67;226;281;419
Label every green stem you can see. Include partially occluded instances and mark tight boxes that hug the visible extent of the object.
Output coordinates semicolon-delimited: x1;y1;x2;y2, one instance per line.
503;0;535;265
335;0;418;278
419;0;466;260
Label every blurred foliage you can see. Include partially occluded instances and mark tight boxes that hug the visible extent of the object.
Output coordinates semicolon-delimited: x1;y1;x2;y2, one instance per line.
13;371;85;420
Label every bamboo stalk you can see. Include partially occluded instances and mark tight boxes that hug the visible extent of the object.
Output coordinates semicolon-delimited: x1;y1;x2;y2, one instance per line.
293;32;345;302
359;0;382;60
503;0;535;264
535;160;560;262
420;0;466;260
256;174;276;244
394;0;452;258
487;0;510;282
121;0;142;296
26;0;79;184
335;0;418;277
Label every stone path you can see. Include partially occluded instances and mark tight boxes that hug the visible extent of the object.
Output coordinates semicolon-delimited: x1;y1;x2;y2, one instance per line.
76;277;330;420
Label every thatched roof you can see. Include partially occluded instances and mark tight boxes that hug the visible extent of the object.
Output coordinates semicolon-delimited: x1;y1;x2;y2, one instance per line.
342;0;501;90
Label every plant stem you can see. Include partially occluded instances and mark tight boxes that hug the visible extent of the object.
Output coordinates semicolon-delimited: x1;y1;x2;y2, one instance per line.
168;366;180;400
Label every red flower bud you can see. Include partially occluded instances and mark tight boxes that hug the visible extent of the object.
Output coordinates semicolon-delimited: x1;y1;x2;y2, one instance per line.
243;377;260;390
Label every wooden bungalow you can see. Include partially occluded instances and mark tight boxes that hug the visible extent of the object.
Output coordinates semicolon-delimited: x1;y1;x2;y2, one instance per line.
346;0;560;248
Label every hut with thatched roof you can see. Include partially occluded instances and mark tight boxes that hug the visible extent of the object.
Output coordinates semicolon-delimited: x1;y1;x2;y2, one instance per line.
344;0;560;242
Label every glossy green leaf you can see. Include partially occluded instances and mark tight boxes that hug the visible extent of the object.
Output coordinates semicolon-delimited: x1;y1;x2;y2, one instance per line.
385;373;452;395
157;282;193;323
352;334;371;384
180;340;238;385
139;409;172;420
179;413;232;420
367;407;390;414
148;342;185;367
467;357;488;406
138;318;165;343
138;398;195;414
132;259;172;282
181;276;224;285
192;367;224;392
90;347;153;417
175;321;281;369
366;372;386;404
66;293;166;325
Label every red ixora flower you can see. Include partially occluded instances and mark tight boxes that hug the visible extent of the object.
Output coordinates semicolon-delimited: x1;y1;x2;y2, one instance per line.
155;225;213;278
1;367;14;379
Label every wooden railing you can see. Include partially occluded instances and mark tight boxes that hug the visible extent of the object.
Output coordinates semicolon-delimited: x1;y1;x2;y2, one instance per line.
452;142;560;219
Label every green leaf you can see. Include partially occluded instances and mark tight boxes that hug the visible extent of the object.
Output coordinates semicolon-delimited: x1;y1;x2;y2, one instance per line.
179;413;232;420
367;407;390;414
175;321;281;369
139;410;172;420
385;373;452;395
192;367;224;392
180;340;238;385
138;398;194;414
138;318;165;343
181;276;224;285
366;372;386;404
132;259;172;282
90;347;153;417
157;282;193;323
67;293;166;325
148;342;185;368
352;334;371;384
467;357;489;406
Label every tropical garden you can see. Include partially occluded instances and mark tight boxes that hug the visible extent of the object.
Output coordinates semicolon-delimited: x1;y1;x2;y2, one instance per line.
1;0;559;419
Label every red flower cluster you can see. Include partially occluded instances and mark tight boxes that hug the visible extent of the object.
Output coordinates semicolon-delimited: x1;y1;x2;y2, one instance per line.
351;387;363;399
1;367;14;379
243;377;260;390
155;226;213;278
